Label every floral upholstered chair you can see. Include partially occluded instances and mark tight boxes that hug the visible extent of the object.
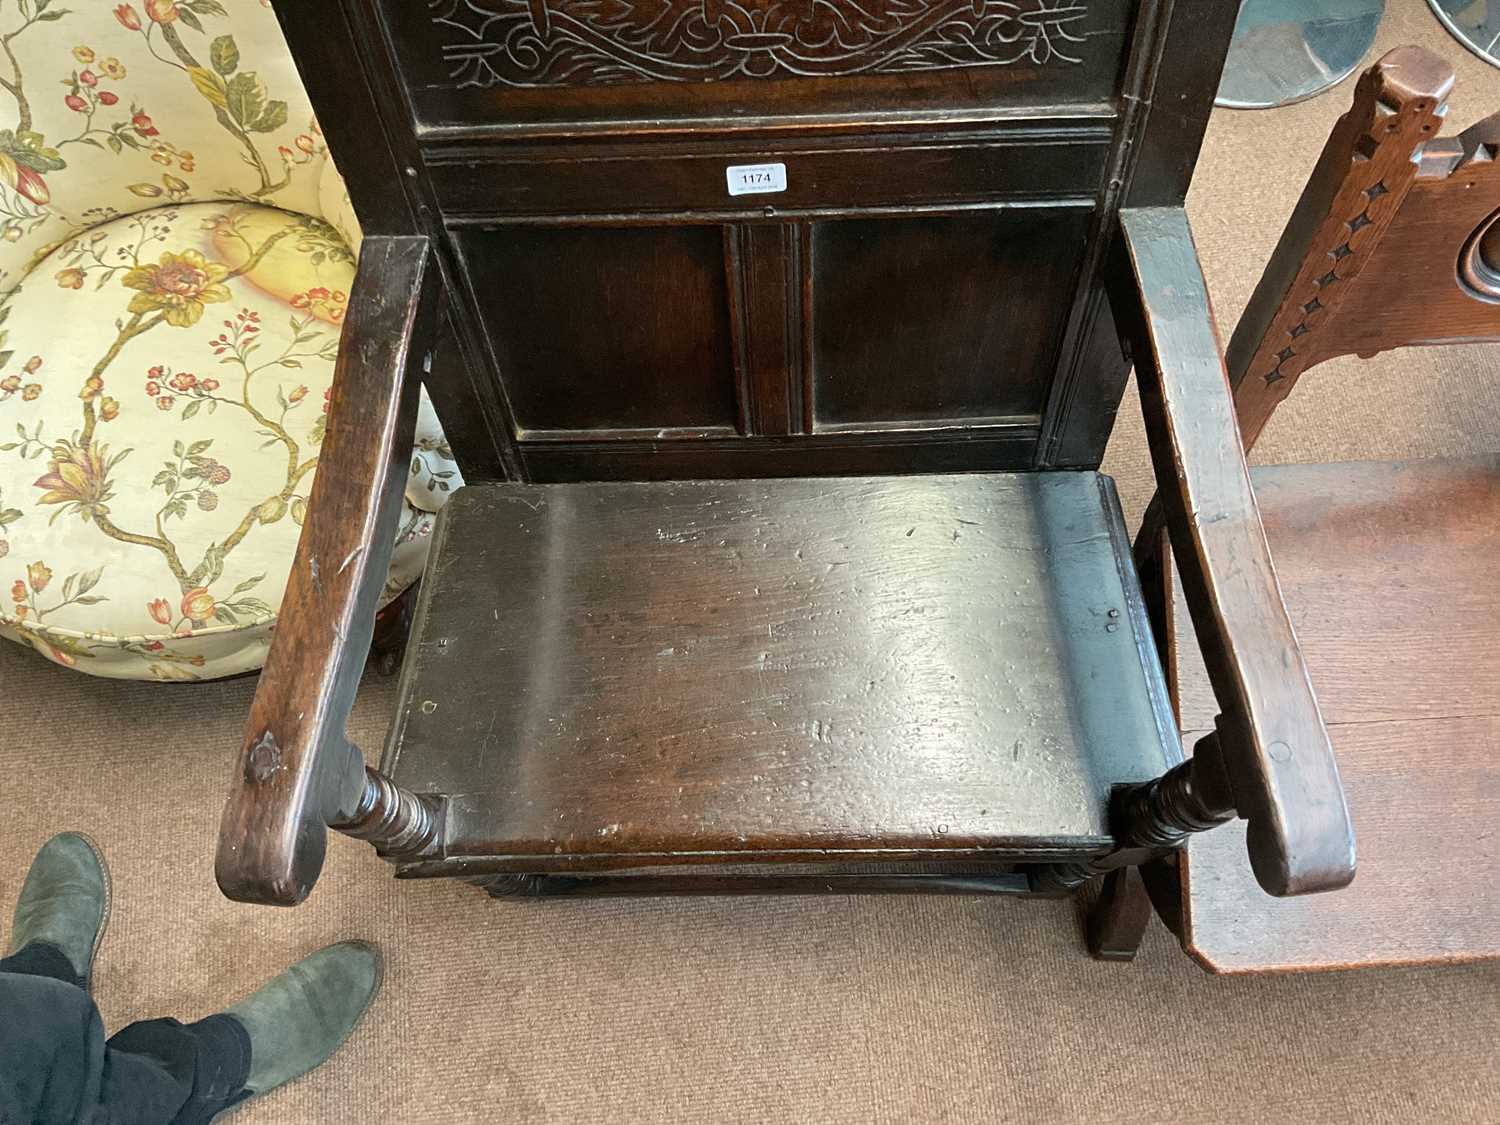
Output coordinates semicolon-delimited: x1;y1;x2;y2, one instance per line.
0;0;458;680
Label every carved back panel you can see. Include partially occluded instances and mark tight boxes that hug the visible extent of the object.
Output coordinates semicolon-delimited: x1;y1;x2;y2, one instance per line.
276;0;1237;481
1228;46;1500;453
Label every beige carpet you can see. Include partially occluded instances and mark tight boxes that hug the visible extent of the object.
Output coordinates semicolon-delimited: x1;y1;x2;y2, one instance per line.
4;3;1500;1122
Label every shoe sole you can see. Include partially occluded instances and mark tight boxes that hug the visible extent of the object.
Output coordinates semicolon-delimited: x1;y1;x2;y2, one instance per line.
69;832;111;988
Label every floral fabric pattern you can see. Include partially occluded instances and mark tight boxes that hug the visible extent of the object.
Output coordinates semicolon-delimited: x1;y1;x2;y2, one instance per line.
0;202;439;680
0;0;330;290
0;1;461;681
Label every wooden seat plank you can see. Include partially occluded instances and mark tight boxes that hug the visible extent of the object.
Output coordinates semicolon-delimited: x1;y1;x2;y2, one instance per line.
387;471;1179;877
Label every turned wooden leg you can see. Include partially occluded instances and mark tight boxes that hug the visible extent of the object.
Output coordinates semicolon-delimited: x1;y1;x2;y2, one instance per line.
370;582;419;676
1087;866;1152;962
331;765;443;860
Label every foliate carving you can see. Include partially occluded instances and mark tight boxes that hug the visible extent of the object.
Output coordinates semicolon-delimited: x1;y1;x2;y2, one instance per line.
429;0;1089;88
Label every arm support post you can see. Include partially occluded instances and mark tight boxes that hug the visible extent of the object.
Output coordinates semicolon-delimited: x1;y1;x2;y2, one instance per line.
216;236;443;906
1112;207;1355;898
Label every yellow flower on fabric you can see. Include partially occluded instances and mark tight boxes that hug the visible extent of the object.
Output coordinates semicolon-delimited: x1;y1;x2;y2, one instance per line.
27;561;51;593
55;267;85;289
33;441;113;520
99;396;120;421
79;376;103;401
121;250;230;327
100;57;126;79
144;0;177;23
21;383;40;401
73;46;96;63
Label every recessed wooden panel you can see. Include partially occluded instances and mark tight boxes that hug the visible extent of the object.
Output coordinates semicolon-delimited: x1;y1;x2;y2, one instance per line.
455;225;739;435
810;209;1089;428
379;0;1136;136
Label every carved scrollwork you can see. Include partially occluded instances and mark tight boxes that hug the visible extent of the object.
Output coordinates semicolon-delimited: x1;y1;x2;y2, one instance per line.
429;0;1089;88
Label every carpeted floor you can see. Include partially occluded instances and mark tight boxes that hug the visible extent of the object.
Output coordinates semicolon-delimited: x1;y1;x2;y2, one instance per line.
4;3;1500;1122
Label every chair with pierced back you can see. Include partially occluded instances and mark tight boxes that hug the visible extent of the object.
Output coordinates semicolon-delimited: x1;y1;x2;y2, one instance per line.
212;0;1358;960
1120;45;1500;972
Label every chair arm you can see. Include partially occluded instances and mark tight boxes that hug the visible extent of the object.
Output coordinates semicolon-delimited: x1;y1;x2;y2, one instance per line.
1112;207;1355;897
216;235;441;906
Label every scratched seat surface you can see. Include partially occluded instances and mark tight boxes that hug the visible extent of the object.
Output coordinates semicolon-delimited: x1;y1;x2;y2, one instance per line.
383;471;1178;876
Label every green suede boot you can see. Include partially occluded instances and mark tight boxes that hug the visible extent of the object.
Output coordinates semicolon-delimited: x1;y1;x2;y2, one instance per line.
6;832;111;987
223;940;383;1099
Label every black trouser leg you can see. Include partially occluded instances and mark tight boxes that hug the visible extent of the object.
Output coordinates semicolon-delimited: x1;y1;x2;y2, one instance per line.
0;938;85;988
0;944;252;1125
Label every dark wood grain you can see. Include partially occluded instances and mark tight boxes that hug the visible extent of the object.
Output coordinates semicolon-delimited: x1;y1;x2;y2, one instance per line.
1113;206;1355;899
384;471;1177;878
1123;0;1239;208
275;1;527;484
1088;866;1153;961
520;426;1041;481
1174;459;1500;729
418;309;514;484
426;131;1110;220
1170;456;1500;973
270;0;415;232
215;237;442;906
455;224;739;436
467;871;1034;896
809;210;1089;429
1037;0;1240;468
725;223;808;436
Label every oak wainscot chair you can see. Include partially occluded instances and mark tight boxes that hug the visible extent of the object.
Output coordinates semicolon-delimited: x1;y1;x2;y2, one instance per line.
214;0;1358;961
1129;46;1500;973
